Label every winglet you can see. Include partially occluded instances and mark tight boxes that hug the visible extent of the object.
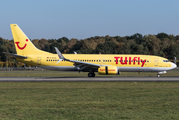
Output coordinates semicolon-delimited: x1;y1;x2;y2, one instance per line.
73;51;77;54
54;47;65;63
54;47;64;59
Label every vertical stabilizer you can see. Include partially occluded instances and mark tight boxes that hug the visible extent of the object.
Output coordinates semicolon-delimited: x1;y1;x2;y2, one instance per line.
10;24;39;55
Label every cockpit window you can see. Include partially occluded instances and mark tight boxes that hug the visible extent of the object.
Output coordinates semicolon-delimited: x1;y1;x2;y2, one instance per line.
163;60;169;62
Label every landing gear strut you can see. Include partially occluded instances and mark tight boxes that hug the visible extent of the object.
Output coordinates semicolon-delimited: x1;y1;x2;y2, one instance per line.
88;72;95;77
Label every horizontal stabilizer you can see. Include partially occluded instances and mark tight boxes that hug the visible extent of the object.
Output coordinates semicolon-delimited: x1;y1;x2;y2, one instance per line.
3;52;27;59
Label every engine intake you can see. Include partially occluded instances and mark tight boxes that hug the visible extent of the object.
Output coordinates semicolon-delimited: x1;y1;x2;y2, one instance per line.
98;66;119;75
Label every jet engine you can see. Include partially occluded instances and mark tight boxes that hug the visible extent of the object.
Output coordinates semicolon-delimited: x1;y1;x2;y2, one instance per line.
98;66;119;75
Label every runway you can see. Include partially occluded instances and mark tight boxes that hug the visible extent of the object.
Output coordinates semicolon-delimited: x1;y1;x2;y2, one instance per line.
0;76;179;82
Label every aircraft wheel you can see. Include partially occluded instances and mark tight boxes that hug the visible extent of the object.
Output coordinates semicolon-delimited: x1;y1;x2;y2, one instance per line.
157;74;160;77
88;72;95;77
88;73;92;77
92;73;95;77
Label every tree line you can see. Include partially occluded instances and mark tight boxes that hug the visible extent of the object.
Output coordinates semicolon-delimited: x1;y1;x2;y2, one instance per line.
0;33;179;67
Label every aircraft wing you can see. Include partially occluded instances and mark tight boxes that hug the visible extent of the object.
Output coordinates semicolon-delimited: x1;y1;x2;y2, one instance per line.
70;60;102;71
3;52;27;59
54;47;102;71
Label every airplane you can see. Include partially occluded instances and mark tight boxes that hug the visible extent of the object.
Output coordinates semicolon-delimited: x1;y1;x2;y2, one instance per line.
4;24;177;77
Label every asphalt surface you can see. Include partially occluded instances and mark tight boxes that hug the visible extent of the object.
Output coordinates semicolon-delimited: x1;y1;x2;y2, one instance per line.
0;76;179;82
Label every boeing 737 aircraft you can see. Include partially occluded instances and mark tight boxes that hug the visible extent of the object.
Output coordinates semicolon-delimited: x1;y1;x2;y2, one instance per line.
4;24;177;77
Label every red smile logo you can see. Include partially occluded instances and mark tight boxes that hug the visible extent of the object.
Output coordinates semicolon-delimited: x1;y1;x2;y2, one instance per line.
15;39;28;50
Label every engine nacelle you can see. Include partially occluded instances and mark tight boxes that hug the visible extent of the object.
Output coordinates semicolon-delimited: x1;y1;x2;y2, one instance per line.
98;66;119;75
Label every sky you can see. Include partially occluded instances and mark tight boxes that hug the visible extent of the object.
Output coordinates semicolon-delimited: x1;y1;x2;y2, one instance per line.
0;0;179;40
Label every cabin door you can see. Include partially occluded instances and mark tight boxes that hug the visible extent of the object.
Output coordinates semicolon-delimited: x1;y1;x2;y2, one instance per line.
37;57;41;65
154;58;158;66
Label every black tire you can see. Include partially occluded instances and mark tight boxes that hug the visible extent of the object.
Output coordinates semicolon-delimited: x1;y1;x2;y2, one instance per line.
92;73;95;77
88;73;92;77
88;72;95;77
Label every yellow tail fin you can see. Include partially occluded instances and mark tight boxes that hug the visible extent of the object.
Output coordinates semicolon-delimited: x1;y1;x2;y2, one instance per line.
10;24;40;55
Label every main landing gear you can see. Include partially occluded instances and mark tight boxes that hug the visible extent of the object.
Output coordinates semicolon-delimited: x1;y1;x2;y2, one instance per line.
88;72;95;77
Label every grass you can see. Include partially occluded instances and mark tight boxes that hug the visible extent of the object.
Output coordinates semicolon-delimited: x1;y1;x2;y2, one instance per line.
0;69;178;77
0;70;178;119
0;82;179;119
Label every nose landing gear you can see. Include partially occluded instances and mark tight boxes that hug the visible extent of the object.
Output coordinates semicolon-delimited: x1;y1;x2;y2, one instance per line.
157;71;167;77
157;74;160;77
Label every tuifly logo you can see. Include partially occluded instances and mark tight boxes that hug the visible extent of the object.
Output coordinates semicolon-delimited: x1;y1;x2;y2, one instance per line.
15;39;28;50
114;57;146;67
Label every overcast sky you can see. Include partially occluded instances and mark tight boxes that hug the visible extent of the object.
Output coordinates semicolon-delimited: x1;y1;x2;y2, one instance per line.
1;0;179;40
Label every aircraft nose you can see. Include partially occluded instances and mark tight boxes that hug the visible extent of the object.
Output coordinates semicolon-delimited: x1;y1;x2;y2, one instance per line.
171;63;177;69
